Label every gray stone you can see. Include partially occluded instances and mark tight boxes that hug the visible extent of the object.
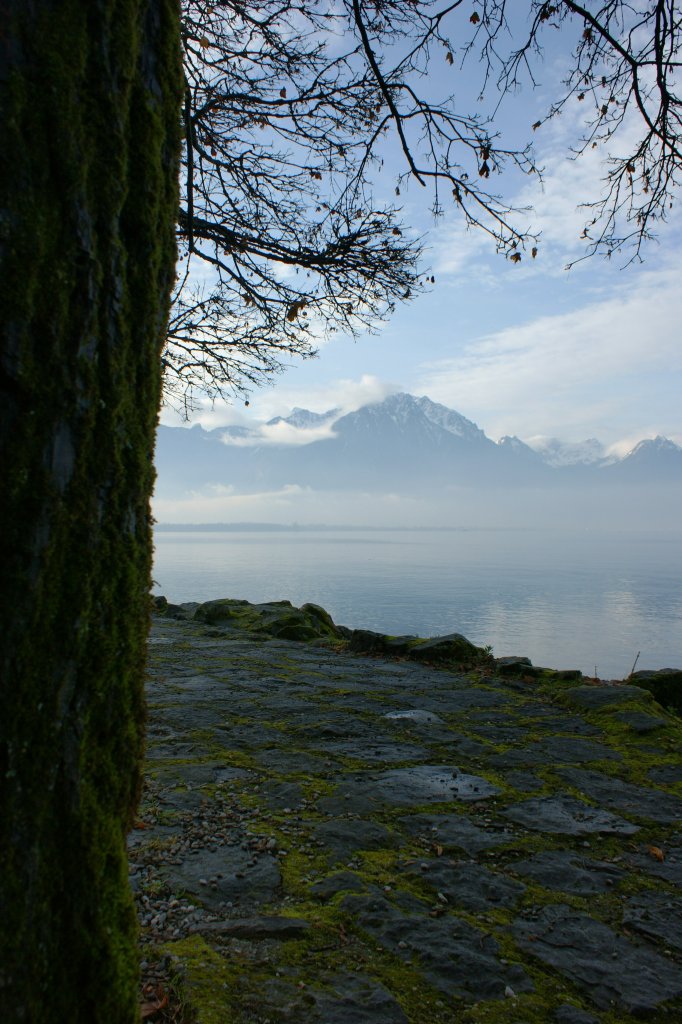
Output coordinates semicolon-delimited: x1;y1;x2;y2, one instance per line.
554;1005;600;1024
252;746;337;774
384;708;445;725
625;845;682;885
495;656;533;673
490;736;620;769
523;714;600;736
316;818;402;863
648;764;682;784
508;851;626;895
154;762;248;789
504;770;545;793
312;973;409;1024
260;780;305;810
406;633;484;664
502;795;639;836
557;767;682;823
319;739;428;763
319;766;499;814
563;684;653;710
342;893;532;1003
285;710;385;742
374;770;497;806
369;765;500;805
310;872;367;900
193;916;310;940
612;710;669;734
398;813;510;853
214;765;256;785
163;845;281;910
402;859;526;912
514;904;682;1012
622;892;682;951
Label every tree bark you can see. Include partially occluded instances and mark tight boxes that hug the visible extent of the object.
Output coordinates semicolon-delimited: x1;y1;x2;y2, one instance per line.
0;2;182;1020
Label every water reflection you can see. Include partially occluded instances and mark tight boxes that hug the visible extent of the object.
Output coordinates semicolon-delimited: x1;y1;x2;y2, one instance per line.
153;527;682;679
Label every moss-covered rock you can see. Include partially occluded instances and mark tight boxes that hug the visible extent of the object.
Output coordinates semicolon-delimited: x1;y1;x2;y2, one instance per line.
631;669;682;715
192;598;492;667
348;627;490;667
194;598;342;641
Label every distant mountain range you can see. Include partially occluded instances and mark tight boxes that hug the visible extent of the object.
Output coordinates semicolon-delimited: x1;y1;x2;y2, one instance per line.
154;392;682;498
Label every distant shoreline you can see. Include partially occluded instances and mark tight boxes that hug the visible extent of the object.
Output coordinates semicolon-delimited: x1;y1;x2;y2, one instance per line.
154;522;537;533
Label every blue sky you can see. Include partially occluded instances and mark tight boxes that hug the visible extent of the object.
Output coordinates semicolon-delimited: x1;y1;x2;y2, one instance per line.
161;16;682;455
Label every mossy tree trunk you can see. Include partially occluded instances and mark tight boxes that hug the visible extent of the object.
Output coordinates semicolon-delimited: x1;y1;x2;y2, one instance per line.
0;2;182;1020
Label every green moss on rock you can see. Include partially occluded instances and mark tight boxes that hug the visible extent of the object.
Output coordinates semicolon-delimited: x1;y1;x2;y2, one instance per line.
631;669;682;715
194;598;342;641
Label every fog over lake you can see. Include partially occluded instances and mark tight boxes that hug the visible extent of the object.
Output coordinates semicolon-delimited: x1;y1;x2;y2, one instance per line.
153;526;682;681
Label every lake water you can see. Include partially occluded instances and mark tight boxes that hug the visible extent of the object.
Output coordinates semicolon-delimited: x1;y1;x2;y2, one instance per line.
152;527;682;680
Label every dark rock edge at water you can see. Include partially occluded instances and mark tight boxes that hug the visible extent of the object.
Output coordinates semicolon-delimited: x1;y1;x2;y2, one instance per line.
152;593;682;709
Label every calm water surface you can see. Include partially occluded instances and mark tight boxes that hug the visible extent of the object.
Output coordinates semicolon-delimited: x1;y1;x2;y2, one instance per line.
152;528;682;680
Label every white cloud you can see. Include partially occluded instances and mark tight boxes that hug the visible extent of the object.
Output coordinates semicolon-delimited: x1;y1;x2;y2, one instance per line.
218;418;340;447
415;257;682;444
255;373;400;419
164;373;401;431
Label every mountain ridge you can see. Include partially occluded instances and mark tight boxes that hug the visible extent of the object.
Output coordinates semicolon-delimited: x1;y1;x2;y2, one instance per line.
155;392;681;496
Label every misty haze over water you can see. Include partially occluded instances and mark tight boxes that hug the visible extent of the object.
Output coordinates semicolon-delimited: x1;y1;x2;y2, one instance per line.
152;525;682;681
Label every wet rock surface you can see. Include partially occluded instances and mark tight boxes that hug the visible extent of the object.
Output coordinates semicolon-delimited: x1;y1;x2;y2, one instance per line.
133;613;682;1024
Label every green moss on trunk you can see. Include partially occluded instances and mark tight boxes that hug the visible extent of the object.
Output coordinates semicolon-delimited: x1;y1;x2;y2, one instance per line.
0;1;182;1020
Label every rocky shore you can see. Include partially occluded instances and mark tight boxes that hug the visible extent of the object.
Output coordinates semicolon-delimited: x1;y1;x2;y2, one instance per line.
133;598;682;1023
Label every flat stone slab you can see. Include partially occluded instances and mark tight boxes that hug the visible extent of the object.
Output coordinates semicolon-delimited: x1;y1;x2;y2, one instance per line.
622;892;682;951
508;851;626;895
562;684;654;710
319;766;499;814
311;973;409;1024
315;818;402;863
317;739;428;763
342;892;533;1003
554;1006;600;1024
384;708;445;725
503;769;545;793
558;767;682;823
613;709;669;733
502;794;639;835
310;871;367;900
162;846;281;910
402;859;526;912
490;736;621;769
193;915;310;940
514;904;682;1012
648;764;682;783
625;843;682;885
398;812;510;853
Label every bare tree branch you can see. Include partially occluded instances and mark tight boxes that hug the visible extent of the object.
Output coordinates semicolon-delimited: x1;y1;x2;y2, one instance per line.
165;1;681;410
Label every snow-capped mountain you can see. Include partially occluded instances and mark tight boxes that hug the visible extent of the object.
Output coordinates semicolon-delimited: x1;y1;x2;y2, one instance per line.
154;393;681;499
266;406;339;429
606;436;682;479
526;436;611;468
